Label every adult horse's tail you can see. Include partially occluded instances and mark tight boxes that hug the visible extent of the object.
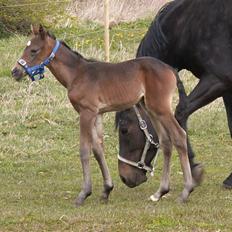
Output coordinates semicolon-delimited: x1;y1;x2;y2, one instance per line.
223;93;232;137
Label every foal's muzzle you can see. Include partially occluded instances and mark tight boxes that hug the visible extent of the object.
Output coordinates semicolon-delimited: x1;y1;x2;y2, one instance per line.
11;66;25;81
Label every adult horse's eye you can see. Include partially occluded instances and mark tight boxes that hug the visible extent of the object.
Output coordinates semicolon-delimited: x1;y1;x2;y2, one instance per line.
120;127;128;135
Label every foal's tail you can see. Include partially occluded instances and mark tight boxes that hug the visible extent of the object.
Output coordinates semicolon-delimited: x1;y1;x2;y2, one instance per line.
173;69;187;102
223;92;232;137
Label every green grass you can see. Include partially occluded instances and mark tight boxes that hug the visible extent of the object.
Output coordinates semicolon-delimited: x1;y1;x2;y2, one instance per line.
0;19;232;232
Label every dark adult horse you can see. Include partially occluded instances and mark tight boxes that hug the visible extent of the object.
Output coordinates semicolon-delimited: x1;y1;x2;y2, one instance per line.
117;0;232;189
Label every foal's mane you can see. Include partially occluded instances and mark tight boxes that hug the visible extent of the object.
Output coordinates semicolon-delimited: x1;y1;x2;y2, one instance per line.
47;31;96;62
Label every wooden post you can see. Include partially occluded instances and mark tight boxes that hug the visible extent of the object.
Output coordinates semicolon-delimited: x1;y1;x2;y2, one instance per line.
104;0;110;62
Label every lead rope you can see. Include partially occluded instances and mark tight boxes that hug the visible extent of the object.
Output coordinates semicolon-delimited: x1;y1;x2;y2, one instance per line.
133;105;160;176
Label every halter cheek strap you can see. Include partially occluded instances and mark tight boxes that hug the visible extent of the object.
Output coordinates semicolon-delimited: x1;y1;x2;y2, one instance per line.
118;105;160;176
18;40;61;81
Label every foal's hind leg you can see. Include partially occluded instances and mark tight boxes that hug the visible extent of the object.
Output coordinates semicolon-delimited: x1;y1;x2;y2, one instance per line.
139;105;173;201
92;115;114;202
160;114;194;202
150;120;172;201
148;111;194;202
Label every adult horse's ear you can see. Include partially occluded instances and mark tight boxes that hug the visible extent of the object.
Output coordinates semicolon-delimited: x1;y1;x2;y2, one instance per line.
31;24;46;39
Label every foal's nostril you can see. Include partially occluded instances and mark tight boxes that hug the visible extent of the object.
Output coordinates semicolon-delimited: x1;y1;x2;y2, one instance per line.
11;68;19;77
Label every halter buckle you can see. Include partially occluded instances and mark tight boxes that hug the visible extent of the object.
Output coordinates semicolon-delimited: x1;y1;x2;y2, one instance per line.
18;59;27;67
137;161;145;169
139;119;147;130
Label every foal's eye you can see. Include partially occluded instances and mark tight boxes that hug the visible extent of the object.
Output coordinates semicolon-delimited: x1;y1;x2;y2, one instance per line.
31;49;39;56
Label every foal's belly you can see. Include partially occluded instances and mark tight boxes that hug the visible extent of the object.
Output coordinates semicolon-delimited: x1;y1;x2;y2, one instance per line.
98;83;145;113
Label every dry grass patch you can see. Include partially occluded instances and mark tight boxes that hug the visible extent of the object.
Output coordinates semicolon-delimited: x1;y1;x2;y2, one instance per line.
69;0;168;24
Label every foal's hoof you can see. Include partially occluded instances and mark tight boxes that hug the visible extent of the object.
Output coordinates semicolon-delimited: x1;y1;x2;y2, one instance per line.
223;173;232;189
100;184;114;203
192;163;204;186
100;195;109;204
75;198;85;207
150;194;160;202
75;191;92;207
176;196;188;204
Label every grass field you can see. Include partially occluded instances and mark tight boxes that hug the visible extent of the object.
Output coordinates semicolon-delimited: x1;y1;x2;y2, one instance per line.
0;18;232;232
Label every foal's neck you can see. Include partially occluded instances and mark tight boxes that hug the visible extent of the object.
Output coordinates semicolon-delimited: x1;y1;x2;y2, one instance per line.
48;42;86;89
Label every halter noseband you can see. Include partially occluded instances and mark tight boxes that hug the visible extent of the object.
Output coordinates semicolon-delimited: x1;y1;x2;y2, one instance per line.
118;105;160;176
18;40;61;81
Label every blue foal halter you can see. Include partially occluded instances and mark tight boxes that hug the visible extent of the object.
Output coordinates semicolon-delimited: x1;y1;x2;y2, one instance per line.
18;40;61;81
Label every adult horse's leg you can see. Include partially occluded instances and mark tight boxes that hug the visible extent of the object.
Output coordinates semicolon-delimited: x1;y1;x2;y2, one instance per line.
175;75;228;186
92;115;114;201
223;92;232;137
222;92;232;188
75;110;96;207
175;76;204;185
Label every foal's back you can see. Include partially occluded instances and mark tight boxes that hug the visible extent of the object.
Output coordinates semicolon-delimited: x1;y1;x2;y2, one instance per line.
78;56;177;113
82;56;176;93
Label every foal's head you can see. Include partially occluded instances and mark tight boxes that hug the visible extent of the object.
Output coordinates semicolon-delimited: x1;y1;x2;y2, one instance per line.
116;106;159;187
12;25;55;81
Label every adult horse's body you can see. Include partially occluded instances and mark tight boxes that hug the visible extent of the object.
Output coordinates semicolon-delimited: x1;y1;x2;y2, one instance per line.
117;0;232;188
12;25;195;205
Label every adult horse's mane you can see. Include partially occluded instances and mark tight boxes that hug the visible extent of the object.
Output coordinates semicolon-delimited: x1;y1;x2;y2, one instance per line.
136;0;180;58
137;2;168;56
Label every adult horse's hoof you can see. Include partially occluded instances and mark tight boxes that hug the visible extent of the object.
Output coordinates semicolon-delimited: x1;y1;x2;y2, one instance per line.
223;173;232;189
192;163;204;186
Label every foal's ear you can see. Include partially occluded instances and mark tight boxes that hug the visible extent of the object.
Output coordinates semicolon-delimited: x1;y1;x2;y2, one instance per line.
31;24;46;39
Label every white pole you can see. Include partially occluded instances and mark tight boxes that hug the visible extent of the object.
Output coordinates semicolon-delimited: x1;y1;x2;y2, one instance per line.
104;0;110;62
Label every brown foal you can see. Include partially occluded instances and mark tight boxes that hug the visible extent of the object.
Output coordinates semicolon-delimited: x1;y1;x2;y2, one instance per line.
12;25;194;206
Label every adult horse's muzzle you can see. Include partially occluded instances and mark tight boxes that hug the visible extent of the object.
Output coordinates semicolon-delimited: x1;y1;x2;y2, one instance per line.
118;155;148;188
119;172;148;188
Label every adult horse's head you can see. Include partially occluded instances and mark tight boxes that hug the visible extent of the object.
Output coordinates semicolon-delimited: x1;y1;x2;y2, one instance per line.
116;104;159;188
11;25;58;81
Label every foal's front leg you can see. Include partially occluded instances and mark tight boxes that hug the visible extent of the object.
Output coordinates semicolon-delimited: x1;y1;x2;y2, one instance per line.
75;110;96;207
92;115;114;202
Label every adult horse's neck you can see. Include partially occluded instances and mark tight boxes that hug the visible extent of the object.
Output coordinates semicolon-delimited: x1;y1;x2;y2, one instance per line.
47;41;86;89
